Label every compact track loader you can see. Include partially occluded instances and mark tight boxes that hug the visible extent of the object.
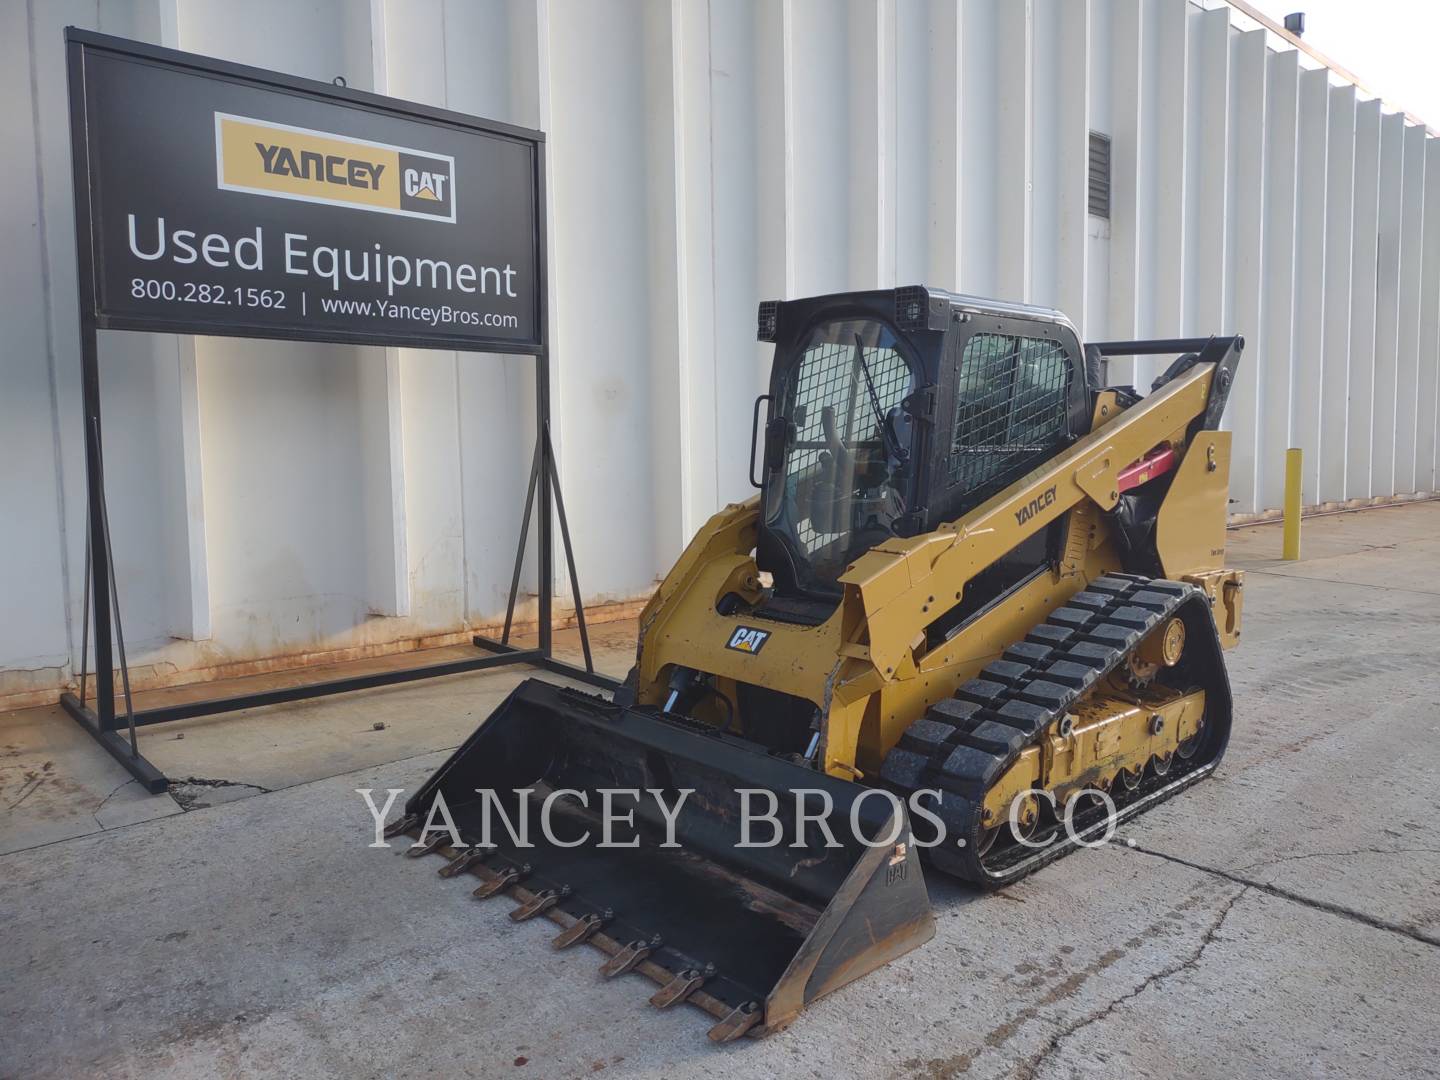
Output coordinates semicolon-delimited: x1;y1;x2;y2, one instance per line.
389;286;1245;1040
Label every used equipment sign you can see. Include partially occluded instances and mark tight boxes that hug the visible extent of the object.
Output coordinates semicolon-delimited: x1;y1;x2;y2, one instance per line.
69;30;544;350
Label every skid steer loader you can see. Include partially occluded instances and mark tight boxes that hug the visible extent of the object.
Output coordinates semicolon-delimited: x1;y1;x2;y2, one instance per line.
387;286;1245;1041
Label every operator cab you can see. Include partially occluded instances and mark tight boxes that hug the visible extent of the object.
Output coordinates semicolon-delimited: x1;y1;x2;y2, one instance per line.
754;286;1090;608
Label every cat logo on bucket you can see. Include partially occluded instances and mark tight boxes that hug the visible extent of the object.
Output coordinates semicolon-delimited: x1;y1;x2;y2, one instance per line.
725;626;771;655
215;113;456;222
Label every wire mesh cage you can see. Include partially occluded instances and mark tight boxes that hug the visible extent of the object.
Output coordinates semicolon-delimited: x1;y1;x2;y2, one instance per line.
786;324;913;555
948;333;1071;496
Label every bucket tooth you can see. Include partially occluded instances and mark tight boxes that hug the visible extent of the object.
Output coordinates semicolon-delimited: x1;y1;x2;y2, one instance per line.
599;936;660;978
649;965;714;1010
510;886;571;922
551;910;611;950
707;1002;763;1043
383;813;419;839
438;849;490;878
472;862;529;899
405;834;449;858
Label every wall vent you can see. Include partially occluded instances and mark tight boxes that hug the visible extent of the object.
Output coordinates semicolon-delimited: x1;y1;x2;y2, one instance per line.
1088;131;1111;219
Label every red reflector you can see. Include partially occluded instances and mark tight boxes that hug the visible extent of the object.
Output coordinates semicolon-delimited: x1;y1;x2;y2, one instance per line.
1116;446;1178;493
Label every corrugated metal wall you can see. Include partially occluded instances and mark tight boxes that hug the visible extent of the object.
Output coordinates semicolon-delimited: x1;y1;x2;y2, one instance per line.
2;0;1437;702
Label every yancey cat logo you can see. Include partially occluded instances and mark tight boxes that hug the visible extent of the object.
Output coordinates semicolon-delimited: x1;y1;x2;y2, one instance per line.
215;113;456;222
725;626;771;655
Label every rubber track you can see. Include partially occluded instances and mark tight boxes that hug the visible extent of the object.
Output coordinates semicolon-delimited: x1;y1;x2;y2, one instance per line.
879;573;1222;888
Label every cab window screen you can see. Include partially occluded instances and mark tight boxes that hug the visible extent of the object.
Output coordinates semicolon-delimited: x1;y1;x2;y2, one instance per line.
766;321;916;576
948;333;1071;494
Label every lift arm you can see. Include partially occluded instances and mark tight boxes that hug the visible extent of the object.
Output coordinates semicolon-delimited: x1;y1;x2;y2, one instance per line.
838;346;1238;682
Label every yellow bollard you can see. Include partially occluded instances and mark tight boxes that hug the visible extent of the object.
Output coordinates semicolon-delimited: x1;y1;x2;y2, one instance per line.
1282;448;1302;560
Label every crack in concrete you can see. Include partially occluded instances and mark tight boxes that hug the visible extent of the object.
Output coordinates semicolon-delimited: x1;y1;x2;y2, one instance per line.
91;778;137;828
1124;842;1440;949
0;745;456;859
1014;885;1248;1080
1239;568;1440;598
1232;846;1440;875
906;888;1245;1079
168;776;273;812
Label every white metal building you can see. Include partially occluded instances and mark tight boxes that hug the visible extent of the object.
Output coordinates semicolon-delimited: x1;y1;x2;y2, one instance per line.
2;0;1437;706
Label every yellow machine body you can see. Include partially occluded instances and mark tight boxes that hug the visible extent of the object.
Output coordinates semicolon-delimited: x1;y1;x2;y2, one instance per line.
397;288;1246;1039
630;365;1243;786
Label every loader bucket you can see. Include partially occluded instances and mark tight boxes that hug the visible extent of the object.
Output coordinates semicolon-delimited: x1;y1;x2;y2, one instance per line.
398;678;934;1039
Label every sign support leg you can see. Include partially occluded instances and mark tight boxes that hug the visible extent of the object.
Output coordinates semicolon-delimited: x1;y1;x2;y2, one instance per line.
58;319;169;793
536;354;555;656
473;351;616;691
543;419;594;673
500;436;543;646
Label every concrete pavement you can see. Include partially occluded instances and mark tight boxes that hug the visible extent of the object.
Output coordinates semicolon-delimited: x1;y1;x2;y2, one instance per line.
2;504;1438;1078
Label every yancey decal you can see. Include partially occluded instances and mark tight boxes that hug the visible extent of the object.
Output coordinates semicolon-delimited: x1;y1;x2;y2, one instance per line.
215;113;456;222
1014;484;1058;526
725;626;771;655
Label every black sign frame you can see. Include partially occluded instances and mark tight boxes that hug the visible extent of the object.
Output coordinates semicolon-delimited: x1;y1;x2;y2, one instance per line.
59;29;614;793
69;28;546;353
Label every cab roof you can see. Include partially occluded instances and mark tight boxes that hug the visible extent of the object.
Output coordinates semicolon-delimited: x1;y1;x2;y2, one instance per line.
757;285;1079;342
